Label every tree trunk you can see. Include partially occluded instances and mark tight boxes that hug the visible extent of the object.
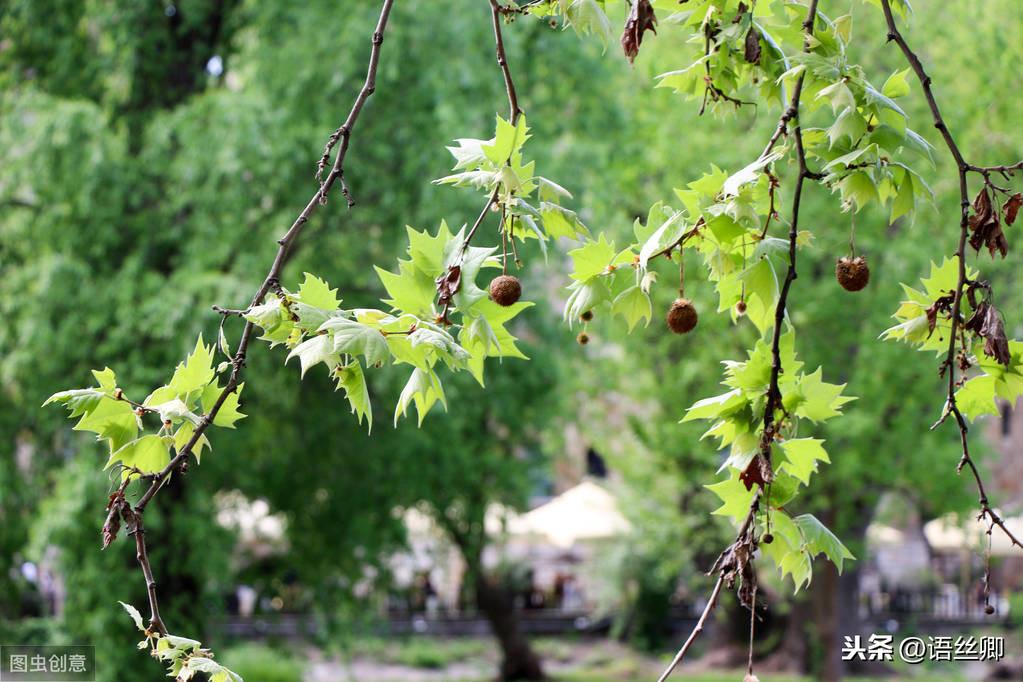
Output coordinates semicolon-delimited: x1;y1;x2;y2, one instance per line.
475;577;545;681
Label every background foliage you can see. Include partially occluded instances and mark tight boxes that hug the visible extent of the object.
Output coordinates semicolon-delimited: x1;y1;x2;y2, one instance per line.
2;1;1021;680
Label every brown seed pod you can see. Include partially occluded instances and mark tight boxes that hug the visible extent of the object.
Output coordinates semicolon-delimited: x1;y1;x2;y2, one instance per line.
576;332;590;345
666;298;698;334
489;275;522;307
735;300;747;316
985;604;996;615
762;533;774;545
580;310;594;322
836;256;870;292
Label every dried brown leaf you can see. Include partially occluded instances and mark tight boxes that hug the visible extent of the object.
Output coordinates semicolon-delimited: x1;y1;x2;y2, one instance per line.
621;0;657;64
1004;192;1023;226
744;27;762;64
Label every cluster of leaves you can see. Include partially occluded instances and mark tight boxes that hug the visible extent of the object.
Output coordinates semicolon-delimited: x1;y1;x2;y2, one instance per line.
240;114;590;428
120;602;241;682
438;115;589;248
43;339;244;479
550;0;952;594
883;256;1023;421
683;332;855;588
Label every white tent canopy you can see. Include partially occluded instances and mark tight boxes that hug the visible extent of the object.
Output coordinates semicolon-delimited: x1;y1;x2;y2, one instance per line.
924;512;1023;557
506;480;630;548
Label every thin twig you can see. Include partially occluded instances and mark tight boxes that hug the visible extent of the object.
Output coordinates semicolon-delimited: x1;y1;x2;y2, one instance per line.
656;576;725;682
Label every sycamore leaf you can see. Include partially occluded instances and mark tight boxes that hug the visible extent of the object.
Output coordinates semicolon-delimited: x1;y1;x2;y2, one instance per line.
794;514;855;573
286;335;339;378
611;286;652;331
149;399;201;426
173;423;211;463
294;272;341;311
778;438;830;485
168;336;216;399
335;361;372;431
119;601;145;631
568;234;618;281
320;317;390;367
106;435;173;475
394;367;445;426
706;469;756;524
200;383;246;429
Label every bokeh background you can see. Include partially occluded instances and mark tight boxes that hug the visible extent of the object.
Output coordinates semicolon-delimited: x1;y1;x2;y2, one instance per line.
2;1;1023;681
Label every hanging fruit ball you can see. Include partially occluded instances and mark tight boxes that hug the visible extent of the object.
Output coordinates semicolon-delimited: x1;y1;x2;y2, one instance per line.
580;310;594;322
489;275;522;306
836;256;870;292
985;604;996;615
666;298;698;334
735;300;747;316
577;332;590;345
762;533;774;545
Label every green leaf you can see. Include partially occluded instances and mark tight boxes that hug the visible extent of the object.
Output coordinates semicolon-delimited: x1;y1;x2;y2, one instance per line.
149;398;201;426
882;67;912;98
44;388;106;418
394;367;445;426
294;272;341;311
168;336;216;399
335;361;372;431
790;368;854;422
568;234;617;281
706;470;756;524
682;389;746;423
200;383;246;429
173;423;211;463
794;513;855;573
778;438;830;485
119;601;145;631
106;435;173;475
286;335;339;377
611;286;652;331
836;171;879;212
890;170;915;223
319;317;390;367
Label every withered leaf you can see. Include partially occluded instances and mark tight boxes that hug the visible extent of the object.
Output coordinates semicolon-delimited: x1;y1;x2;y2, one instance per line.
968;187;1008;258
964;299;989;335
744;27;762;65
435;265;461;306
732;2;748;23
925;293;955;337
1004;192;1023;226
739;454;773;491
979;302;1010;366
621;0;657;64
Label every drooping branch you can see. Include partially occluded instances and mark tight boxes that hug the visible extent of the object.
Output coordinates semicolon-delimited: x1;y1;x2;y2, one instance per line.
878;0;1023;560
116;0;397;637
657;2;821;677
440;1;526;322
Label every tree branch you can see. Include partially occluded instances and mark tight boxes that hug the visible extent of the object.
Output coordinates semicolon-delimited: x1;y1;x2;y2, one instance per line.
657;4;820;677
878;0;1023;556
118;0;397;636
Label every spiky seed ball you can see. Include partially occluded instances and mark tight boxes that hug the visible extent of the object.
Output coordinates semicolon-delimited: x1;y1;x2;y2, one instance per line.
836;256;870;292
580;310;594;322
577;332;590;345
762;533;774;545
735;300;747;316
489;275;522;307
666;298;698;334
